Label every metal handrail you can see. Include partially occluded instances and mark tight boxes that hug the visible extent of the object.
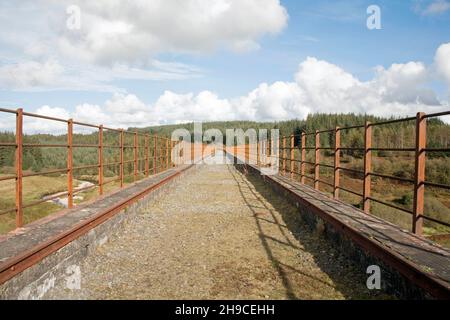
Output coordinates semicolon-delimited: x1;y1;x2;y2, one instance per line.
262;111;450;236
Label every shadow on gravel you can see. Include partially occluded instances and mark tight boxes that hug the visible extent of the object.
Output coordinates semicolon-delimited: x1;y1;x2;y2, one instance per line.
227;165;390;300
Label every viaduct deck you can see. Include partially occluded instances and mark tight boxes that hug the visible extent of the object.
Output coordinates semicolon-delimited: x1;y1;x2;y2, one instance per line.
43;164;390;299
0;159;449;299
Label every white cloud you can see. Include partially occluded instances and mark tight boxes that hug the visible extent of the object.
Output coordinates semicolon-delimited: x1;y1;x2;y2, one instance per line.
55;54;449;129
22;105;70;133
2;0;287;69
3;0;282;91
55;0;288;64
0;60;64;90
422;0;450;15
0;59;121;92
371;62;439;105
3;43;449;133
0;58;203;92
435;42;450;88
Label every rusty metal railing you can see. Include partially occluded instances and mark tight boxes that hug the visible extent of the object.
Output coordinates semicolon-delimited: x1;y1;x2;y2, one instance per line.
273;111;450;236
0;107;178;230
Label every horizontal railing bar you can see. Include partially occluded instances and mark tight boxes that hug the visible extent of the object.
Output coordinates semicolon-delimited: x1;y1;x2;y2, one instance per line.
317;179;334;187
72;144;99;148
423;148;450;152
338;147;365;151
23;112;68;123
368;196;413;215
369;147;415;152
300;132;317;136
0;207;16;216
316;128;336;134
23;143;67;148
369;117;416;126
102;126;123;132
337;166;364;175
301;174;315;181
0;142;16;147
23;168;67;177
423;181;450;190
338;124;365;130
423;110;450;118
72;164;98;170
0;107;17;114
370;172;415;184
72;121;100;129
422;215;450;228
0;175;16;182
338;186;363;197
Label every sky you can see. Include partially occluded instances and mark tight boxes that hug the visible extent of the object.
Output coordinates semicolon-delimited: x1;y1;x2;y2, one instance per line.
0;0;449;130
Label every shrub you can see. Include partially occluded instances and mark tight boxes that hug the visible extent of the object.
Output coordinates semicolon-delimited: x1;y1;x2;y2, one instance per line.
399;194;413;206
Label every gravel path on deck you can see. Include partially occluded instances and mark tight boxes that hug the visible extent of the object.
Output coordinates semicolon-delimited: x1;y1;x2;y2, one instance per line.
46;164;390;300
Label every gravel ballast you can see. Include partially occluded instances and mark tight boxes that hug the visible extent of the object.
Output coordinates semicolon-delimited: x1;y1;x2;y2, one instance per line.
46;164;391;299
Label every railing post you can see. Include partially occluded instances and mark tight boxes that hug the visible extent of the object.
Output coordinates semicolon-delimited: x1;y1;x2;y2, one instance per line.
154;134;157;174
160;137;163;170
145;134;149;176
262;139;265;166
166;139;169;170
301;133;306;184
15;108;23;228
67;119;73;209
334;127;340;199
171;140;174;167
257;139;260;166
134;131;138;182
314;130;320;190
282;137;286;175
245;143;249;163
290;135;294;179
98;125;103;195
363;121;372;213
413;112;426;235
120;129;124;188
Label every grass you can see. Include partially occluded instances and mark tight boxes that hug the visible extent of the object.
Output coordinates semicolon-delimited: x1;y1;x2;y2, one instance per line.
1;174;86;234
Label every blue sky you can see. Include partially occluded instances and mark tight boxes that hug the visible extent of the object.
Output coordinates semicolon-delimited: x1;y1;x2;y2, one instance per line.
0;0;449;128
